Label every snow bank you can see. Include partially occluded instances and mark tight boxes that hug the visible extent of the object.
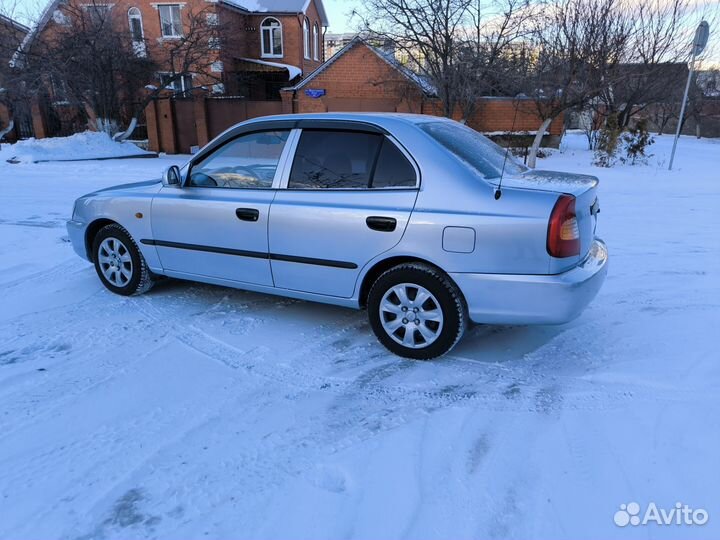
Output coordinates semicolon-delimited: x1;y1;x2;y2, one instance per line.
0;131;154;164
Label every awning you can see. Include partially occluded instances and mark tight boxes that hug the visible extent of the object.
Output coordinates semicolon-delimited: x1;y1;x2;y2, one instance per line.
236;58;302;80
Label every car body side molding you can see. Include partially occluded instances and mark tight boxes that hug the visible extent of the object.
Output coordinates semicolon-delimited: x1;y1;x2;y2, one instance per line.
140;239;358;270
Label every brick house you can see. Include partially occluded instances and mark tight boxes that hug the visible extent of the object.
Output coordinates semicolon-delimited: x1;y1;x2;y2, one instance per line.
10;0;327;137
0;15;31;141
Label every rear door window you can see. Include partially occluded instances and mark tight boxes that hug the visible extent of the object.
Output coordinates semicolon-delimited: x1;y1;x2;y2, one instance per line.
372;138;417;188
288;130;417;189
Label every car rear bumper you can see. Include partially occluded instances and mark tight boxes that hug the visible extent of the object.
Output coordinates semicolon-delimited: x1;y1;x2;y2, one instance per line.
66;220;89;261
450;239;608;325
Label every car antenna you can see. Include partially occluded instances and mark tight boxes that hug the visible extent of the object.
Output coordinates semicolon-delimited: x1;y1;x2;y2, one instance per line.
495;95;522;201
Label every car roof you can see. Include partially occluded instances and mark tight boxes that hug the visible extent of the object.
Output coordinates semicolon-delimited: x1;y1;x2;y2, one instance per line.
242;112;451;130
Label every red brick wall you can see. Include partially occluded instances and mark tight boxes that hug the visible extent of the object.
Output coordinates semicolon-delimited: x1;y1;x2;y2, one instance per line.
285;43;426;114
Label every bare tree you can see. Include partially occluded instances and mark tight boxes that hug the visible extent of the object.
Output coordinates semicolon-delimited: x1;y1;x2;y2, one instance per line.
5;0;228;138
354;0;474;118
521;0;633;167
355;0;530;122
453;0;533;121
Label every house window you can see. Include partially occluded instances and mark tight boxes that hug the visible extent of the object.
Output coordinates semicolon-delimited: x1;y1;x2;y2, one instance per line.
206;12;218;26
158;4;182;38
312;23;319;61
85;4;111;25
128;8;144;41
261;17;282;58
208;37;221;50
50;74;69;104
303;17;310;59
159;73;193;96
128;8;146;56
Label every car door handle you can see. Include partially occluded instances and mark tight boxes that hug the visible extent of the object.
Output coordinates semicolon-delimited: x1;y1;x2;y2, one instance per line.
236;208;260;222
366;216;397;232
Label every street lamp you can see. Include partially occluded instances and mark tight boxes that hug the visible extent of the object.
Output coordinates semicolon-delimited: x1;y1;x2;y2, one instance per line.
668;20;710;171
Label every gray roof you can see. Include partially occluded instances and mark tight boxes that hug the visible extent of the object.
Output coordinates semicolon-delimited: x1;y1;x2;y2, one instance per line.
0;14;30;33
221;0;329;26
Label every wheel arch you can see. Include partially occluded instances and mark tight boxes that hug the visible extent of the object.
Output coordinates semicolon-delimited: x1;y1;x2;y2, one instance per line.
84;218;119;262
358;255;463;308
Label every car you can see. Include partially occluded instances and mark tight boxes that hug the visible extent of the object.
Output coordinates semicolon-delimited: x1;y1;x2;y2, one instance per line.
67;113;608;359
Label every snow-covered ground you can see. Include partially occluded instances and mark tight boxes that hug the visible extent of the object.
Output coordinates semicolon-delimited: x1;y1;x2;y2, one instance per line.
0;133;718;540
0;131;153;163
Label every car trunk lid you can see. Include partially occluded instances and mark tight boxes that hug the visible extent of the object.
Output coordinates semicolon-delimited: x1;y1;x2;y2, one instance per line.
489;170;600;270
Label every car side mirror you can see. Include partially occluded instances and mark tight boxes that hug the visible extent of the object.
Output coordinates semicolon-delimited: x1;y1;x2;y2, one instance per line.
162;165;182;187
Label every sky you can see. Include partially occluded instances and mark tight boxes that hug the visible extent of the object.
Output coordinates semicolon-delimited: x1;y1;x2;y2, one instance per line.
324;0;358;33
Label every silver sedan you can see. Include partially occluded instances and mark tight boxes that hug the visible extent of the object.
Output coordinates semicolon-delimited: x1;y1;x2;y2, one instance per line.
67;113;608;359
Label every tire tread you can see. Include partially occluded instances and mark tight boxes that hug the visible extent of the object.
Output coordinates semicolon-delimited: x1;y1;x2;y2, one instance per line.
368;262;467;359
94;223;154;296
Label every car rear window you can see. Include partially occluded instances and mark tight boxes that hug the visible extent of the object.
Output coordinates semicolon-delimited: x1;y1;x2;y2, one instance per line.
419;121;528;178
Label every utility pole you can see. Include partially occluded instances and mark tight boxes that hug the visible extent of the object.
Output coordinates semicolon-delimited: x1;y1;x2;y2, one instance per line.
669;21;710;171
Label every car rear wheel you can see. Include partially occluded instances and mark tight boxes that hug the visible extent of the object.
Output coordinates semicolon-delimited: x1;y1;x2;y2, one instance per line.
367;263;467;360
92;224;154;296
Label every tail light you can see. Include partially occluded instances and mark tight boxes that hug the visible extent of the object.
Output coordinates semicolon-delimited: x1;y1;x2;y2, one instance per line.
547;194;580;258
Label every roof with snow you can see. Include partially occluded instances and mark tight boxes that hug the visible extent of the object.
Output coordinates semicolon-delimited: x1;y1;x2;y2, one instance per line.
9;0;68;68
284;37;437;97
220;0;329;26
238;57;302;80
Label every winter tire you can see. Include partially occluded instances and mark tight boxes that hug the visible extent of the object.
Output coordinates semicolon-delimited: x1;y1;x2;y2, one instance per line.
92;223;155;296
368;263;467;360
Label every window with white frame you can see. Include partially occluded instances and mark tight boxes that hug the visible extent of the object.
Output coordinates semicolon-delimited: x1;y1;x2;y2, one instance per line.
159;72;193;95
128;8;146;56
303;17;310;59
158;4;182;38
261;17;282;57
312;22;319;61
205;12;218;26
128;8;143;39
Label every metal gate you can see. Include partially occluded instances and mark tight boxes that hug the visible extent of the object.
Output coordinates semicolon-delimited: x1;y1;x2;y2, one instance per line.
12;100;34;139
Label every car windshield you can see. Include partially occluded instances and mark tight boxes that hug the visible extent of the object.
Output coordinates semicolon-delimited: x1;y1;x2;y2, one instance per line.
419;121;528;179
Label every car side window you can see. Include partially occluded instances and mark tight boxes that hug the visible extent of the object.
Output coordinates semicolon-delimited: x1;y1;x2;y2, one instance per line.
372;138;417;188
288;130;417;189
189;130;290;189
289;130;382;189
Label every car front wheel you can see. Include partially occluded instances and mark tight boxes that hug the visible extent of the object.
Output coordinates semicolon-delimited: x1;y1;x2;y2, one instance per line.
92;223;154;296
367;263;467;360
